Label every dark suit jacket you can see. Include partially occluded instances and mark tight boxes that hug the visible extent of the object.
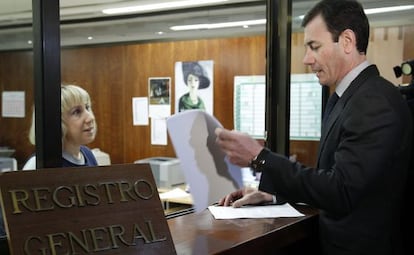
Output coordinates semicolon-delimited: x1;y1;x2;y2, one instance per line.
259;65;412;255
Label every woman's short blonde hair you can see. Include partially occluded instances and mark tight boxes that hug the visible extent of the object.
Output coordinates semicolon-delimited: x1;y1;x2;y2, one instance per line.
28;84;96;144
61;84;96;140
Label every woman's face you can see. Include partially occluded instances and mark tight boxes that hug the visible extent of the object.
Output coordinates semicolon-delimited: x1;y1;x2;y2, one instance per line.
63;102;96;146
187;73;200;93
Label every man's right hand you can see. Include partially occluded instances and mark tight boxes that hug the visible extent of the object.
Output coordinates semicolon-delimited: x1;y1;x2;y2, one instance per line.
218;187;274;208
215;127;263;167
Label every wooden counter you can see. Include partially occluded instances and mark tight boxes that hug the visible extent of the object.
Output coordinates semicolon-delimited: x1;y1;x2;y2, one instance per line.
0;205;318;255
168;204;319;255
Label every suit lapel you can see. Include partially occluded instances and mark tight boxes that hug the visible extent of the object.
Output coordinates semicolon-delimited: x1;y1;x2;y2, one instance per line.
318;98;343;155
317;65;380;165
321;99;342;140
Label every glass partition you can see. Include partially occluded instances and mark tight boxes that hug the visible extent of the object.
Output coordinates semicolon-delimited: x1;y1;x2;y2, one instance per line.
0;0;34;170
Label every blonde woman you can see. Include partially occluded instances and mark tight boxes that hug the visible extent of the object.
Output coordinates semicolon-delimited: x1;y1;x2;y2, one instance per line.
23;84;98;169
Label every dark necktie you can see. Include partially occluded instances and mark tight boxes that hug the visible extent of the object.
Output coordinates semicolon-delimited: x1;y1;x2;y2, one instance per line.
322;92;339;127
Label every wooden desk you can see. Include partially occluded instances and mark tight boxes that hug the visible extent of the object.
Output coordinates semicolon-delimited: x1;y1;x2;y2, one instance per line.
158;187;193;213
0;205;318;255
168;204;319;255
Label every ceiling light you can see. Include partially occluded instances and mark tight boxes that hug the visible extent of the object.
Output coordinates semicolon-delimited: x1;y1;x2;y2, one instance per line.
102;0;228;15
170;19;266;31
296;5;414;20
364;5;414;15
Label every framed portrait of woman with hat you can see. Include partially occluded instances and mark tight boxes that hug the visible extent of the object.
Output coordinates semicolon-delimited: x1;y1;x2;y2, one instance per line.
175;60;213;114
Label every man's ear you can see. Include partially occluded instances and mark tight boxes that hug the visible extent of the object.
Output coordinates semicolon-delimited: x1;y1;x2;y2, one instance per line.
340;29;357;54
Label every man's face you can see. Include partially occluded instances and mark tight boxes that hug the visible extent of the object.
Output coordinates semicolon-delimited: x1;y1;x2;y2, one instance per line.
302;15;345;87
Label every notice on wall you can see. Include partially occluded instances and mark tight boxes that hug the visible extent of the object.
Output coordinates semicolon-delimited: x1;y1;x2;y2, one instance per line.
290;73;322;140
233;74;322;141
151;117;168;145
2;91;25;118
132;97;149;126
148;77;171;118
234;75;266;139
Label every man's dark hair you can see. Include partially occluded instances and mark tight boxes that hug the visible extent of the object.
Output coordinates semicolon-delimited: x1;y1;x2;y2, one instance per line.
301;0;370;54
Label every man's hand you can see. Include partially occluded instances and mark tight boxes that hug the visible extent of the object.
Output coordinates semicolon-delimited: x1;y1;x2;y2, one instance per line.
215;127;263;167
218;187;274;208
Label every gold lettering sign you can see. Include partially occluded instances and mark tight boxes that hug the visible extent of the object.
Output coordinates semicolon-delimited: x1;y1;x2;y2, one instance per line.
0;164;176;255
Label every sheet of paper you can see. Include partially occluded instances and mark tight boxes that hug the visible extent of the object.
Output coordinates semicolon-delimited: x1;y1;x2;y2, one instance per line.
208;203;305;219
132;97;148;126
159;187;189;200
2;91;25;118
151;117;167;145
167;110;243;213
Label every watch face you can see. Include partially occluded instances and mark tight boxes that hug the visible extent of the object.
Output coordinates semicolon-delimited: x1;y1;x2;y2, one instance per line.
402;62;412;75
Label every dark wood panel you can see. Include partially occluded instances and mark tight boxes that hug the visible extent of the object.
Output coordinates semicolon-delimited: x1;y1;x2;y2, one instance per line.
60;37;268;165
0;51;34;168
0;36;268;167
5;26;407;168
290;140;319;168
5;24;409;169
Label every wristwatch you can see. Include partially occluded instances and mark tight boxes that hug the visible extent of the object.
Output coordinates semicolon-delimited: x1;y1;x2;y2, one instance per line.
249;148;270;172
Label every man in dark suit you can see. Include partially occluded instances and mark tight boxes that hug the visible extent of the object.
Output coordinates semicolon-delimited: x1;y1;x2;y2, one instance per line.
215;0;412;254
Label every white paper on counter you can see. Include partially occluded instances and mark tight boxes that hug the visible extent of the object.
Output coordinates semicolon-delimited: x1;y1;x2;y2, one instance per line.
208;203;305;219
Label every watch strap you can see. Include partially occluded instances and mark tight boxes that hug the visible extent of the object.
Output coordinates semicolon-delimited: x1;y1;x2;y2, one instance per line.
249;148;270;172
